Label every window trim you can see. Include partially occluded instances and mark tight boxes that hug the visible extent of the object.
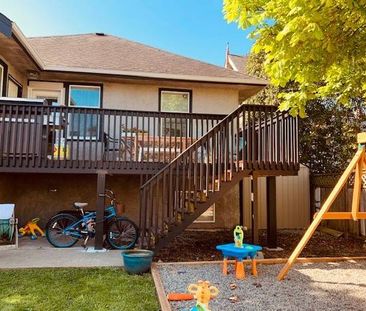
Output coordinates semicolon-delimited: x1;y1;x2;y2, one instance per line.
67;84;102;108
66;84;102;140
158;88;192;113
8;75;23;98
0;59;8;97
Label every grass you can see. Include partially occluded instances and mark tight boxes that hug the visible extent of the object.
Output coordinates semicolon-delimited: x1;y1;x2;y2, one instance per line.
0;268;159;311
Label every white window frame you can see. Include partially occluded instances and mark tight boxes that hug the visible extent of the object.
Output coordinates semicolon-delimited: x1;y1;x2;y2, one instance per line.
160;90;191;137
68;85;102;140
160;90;190;113
68;85;101;108
194;204;216;223
0;63;4;97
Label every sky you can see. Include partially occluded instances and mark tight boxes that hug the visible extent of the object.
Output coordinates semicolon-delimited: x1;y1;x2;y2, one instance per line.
0;0;253;67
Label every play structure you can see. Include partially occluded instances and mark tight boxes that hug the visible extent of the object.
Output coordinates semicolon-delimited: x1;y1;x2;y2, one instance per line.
19;218;45;240
278;132;366;280
0;204;18;248
188;280;219;311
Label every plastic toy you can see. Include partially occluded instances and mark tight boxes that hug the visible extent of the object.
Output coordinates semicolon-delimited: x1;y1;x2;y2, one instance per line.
19;218;45;239
216;243;262;279
167;293;194;301
188;280;219;311
234;225;244;248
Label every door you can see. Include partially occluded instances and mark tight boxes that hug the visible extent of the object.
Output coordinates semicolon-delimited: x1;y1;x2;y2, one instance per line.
29;87;66;159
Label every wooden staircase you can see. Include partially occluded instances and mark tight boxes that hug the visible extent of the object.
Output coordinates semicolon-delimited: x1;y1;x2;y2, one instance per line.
139;104;298;252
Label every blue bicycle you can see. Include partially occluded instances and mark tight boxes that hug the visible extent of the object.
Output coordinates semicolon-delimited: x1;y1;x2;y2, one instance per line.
45;190;138;249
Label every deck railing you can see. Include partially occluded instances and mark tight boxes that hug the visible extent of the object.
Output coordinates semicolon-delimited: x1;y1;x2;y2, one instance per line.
139;104;299;249
0;102;225;172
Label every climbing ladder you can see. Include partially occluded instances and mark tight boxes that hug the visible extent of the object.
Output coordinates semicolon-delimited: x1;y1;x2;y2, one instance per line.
139;104;298;252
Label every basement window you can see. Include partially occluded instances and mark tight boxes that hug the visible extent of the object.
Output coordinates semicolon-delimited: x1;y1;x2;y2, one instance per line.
194;204;215;223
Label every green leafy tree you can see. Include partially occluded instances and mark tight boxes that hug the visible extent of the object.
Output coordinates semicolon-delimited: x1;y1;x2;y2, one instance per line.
224;0;366;117
245;52;365;174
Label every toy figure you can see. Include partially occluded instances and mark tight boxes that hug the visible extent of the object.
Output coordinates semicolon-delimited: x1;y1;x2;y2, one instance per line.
19;218;45;239
188;280;219;311
234;225;244;248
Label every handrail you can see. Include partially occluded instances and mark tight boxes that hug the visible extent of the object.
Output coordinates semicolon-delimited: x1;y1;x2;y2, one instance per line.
139;103;298;249
0;102;225;171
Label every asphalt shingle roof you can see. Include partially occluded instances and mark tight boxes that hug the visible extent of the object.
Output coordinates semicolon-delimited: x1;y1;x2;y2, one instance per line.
27;34;265;84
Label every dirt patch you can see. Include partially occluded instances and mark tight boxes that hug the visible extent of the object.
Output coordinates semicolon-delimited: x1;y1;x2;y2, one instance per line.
155;229;366;262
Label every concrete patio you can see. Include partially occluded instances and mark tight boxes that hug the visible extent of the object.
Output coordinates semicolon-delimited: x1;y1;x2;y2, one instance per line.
0;237;123;269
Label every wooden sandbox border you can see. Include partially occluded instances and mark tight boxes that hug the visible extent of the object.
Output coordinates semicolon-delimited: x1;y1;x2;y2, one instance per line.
151;256;366;311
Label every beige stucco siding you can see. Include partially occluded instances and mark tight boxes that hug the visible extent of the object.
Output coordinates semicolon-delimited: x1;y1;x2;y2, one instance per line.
103;82;239;114
0;52;28;97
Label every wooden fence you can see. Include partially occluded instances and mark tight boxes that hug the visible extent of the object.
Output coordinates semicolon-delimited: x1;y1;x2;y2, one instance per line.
311;174;366;236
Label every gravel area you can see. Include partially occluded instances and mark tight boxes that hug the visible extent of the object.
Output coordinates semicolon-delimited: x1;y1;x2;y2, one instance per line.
157;260;366;311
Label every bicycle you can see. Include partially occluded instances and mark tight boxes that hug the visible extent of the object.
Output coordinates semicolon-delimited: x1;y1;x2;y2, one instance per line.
45;190;138;249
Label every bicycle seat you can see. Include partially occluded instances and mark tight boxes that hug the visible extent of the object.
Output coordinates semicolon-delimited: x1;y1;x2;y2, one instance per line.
73;202;88;209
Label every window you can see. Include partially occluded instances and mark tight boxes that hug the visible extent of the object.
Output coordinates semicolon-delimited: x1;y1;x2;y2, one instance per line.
68;85;101;139
0;64;3;96
159;89;191;137
194;204;215;223
0;59;7;97
8;76;22;98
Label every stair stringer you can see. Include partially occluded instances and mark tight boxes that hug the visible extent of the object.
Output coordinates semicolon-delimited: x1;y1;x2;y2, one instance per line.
153;169;253;253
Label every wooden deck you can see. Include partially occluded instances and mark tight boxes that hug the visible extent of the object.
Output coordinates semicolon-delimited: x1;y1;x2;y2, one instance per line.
0;101;298;175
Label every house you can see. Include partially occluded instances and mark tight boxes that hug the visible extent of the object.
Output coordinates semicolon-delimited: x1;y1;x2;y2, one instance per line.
0;12;299;251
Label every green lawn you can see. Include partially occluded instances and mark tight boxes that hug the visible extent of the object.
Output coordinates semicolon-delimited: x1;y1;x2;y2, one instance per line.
0;268;159;311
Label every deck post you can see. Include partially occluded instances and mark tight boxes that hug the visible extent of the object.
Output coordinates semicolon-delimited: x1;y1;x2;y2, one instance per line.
95;170;107;250
252;175;259;244
239;179;244;226
266;176;277;248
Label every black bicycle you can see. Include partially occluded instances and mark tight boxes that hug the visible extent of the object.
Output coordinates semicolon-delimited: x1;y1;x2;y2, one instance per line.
45;190;138;249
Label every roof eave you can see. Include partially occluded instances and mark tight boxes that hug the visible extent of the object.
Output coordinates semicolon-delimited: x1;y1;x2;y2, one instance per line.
11;23;45;69
43;65;268;86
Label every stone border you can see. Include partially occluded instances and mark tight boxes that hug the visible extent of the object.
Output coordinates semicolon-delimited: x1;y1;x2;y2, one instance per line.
151;256;366;311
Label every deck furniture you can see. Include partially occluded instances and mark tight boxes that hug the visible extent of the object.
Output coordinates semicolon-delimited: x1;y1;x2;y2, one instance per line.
135;134;195;162
216;243;262;279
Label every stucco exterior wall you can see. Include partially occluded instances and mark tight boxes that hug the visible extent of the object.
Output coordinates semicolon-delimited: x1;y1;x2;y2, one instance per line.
3;174;140;228
103;82;239;114
0;52;28;97
3;167;309;231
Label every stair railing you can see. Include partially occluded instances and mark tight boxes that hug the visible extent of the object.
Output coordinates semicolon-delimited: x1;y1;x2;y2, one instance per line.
139;104;298;249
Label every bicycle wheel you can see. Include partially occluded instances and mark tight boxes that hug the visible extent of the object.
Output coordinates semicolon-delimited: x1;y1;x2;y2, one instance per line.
106;217;138;250
46;213;80;248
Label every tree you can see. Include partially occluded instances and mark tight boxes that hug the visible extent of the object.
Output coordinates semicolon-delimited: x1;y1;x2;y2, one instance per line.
245;52;365;174
224;0;366;117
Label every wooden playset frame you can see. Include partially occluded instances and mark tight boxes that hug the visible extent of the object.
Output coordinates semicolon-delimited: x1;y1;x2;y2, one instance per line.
278;132;366;280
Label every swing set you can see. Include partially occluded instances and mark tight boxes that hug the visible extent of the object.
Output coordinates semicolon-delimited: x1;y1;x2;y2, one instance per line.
278;132;366;280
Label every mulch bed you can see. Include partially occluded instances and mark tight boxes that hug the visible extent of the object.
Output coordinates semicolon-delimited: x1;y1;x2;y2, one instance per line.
155;229;366;262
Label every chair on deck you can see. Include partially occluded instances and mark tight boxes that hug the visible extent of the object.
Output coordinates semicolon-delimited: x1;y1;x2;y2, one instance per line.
103;133;135;161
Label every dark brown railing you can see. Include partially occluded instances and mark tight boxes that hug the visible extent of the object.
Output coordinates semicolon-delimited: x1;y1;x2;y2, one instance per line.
139;104;299;250
0;102;225;173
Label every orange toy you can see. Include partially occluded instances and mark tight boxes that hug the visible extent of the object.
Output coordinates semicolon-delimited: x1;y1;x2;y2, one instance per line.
167;293;194;301
19;218;45;239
